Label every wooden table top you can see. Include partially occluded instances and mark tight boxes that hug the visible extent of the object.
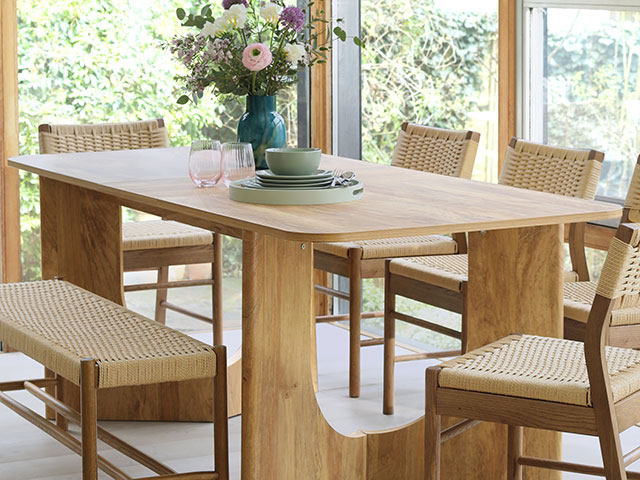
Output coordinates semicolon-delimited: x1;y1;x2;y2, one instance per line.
10;147;622;242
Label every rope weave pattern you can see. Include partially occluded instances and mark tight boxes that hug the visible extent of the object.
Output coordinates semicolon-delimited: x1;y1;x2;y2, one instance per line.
39;119;169;154
499;140;602;199
0;281;217;388
439;334;640;406
315;234;457;260
123;220;213;251
625;163;640;222
390;254;580;292
391;123;478;179
563;281;596;324
596;236;640;304
390;254;468;292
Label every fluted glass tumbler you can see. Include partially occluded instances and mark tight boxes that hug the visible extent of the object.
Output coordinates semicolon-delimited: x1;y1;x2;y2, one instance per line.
221;142;255;187
189;140;222;187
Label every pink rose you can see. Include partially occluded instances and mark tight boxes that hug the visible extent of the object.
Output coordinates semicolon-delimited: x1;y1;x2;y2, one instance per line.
242;43;272;72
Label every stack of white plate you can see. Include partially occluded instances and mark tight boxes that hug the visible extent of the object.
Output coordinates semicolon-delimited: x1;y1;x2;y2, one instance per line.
246;169;334;190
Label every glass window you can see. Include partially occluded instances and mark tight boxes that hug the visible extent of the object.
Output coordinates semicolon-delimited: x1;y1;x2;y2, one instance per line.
360;0;499;182
526;6;640;200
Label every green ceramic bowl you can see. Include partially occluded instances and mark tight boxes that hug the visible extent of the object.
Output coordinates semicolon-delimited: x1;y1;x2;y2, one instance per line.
265;148;322;176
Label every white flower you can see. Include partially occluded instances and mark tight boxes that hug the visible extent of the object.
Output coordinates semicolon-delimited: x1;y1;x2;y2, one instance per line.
260;2;282;24
283;43;307;65
225;4;248;29
201;20;221;38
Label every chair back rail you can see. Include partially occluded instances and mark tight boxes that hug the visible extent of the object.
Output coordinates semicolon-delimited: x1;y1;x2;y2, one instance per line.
391;122;480;179
38;119;169;154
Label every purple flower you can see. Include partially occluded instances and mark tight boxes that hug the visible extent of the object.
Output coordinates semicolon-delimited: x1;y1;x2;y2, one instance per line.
280;6;305;31
222;0;247;9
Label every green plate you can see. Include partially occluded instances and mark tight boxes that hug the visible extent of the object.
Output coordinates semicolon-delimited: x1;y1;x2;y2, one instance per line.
256;169;332;181
229;179;364;205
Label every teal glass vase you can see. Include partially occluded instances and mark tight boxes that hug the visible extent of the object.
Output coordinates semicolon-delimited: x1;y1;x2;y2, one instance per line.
237;95;286;170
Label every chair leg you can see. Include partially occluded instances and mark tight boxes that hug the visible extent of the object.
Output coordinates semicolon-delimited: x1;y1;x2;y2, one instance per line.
80;359;98;480
383;261;396;414
596;416;627;480
507;425;523;480
348;248;362;398
154;266;169;324
213;233;224;345
461;282;469;353
425;367;441;480
213;345;229;480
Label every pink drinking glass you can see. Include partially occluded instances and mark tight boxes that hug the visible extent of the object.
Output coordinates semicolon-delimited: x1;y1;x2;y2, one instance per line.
221;142;255;187
189;140;222;187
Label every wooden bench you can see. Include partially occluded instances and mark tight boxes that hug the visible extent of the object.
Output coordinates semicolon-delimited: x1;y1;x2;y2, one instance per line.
0;279;228;480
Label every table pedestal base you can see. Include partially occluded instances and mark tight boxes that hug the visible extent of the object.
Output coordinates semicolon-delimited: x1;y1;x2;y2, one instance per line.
364;225;563;480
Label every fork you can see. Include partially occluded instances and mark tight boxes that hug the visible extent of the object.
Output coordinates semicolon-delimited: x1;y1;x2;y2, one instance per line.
331;169;343;187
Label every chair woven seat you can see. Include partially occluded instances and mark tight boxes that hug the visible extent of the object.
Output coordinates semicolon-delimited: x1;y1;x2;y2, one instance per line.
314;234;458;260
439;334;640;407
564;281;597;323
564;281;640;327
0;280;217;388
122;220;213;251
390;254;581;292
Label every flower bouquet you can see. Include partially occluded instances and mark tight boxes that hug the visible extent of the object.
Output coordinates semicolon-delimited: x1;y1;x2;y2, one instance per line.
169;0;361;168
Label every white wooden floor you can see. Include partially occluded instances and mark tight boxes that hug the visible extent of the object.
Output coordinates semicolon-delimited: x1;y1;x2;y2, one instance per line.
1;323;639;479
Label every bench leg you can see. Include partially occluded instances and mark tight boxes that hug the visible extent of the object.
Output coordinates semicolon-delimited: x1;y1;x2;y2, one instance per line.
81;359;98;480
55;373;69;431
45;368;56;420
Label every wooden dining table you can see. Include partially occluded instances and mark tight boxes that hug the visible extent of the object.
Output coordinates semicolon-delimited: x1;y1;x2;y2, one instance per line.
10;146;621;480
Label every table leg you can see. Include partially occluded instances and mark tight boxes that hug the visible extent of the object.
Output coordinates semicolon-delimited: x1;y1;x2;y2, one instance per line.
364;225;563;480
241;232;366;479
39;178;241;421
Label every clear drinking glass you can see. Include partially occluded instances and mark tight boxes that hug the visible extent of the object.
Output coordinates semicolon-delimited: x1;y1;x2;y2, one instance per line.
221;142;255;187
189;140;222;187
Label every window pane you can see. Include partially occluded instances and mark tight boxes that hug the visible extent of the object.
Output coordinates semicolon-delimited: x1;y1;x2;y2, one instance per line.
541;8;640;199
358;0;498;351
360;0;498;183
18;1;300;282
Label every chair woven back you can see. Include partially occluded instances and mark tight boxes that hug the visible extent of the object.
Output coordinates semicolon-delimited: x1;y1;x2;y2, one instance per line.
390;122;480;179
38;119;169;154
623;156;640;223
499;138;603;200
593;225;640;315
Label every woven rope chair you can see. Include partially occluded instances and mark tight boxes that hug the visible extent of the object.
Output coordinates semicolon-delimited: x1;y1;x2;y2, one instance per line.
383;137;604;414
38;120;224;345
314;122;480;398
425;222;640;480
564;155;640;346
0;280;229;480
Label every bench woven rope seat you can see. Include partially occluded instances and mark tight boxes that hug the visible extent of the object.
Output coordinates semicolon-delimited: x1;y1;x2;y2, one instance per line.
0;280;229;480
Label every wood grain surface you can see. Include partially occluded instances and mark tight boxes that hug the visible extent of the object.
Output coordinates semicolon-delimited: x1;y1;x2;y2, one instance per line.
11;148;620;242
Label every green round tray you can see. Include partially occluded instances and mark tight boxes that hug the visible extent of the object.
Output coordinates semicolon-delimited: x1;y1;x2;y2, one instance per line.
229;179;364;205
